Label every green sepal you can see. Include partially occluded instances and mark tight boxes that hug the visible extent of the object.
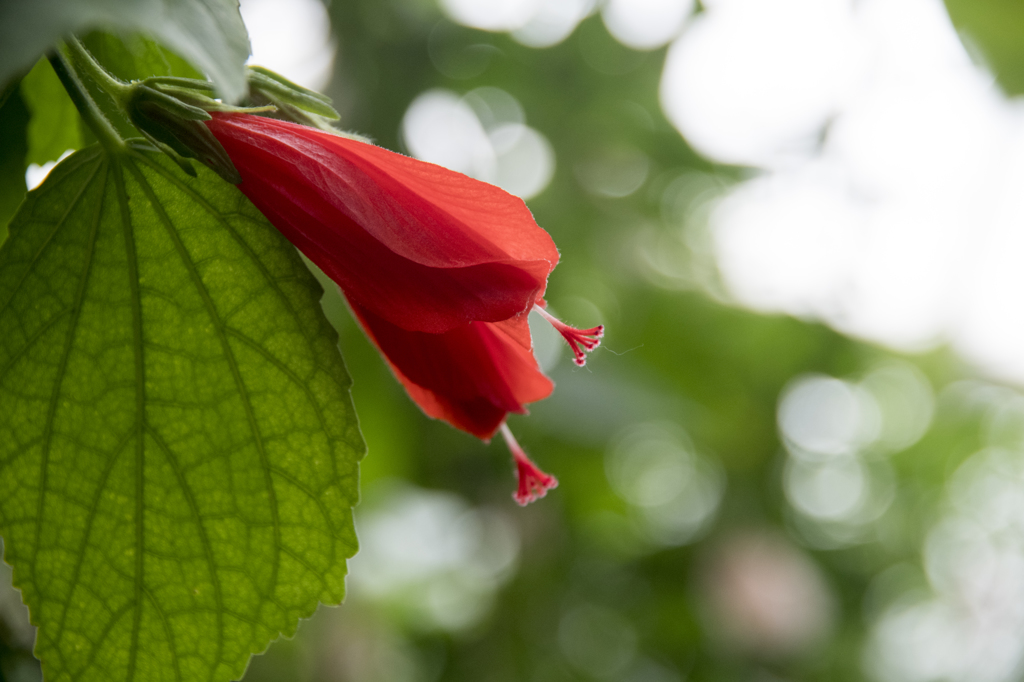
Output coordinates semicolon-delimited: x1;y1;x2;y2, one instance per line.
134;84;211;121
126;82;240;184
248;65;333;105
136;102;238;183
139;81;230;114
247;66;340;120
139;75;217;91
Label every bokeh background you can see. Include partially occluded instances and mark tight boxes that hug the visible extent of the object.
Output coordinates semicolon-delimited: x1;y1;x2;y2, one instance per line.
9;0;1024;680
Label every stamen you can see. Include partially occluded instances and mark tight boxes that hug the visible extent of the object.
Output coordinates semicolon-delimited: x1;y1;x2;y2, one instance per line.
533;305;604;367
501;424;558;506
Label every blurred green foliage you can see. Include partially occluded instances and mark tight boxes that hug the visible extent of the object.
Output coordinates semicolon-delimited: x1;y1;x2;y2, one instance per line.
233;2;1000;682
20;60;81;168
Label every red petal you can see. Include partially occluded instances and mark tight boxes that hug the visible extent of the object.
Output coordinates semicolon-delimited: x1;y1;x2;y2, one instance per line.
349;298;554;439
207;113;559;334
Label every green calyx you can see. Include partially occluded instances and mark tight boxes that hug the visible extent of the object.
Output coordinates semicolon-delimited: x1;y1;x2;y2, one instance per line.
53;37;248;181
124;76;276;184
243;65;366;137
53;39;355;184
247;66;338;119
124;65;351;183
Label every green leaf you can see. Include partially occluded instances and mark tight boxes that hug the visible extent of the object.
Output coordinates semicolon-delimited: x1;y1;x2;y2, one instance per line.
21;58;84;167
0;0;250;102
81;31;205;84
945;0;1024;95
0;145;364;682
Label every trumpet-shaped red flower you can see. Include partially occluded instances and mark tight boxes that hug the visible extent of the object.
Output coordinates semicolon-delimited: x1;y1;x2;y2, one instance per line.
205;112;603;503
206;113;556;333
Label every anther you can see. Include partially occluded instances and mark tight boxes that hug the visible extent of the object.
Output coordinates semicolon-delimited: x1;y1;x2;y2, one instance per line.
533;305;604;367
501;424;558;506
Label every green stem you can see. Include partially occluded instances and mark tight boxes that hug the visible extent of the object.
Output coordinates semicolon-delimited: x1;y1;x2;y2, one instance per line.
48;49;124;151
64;37;131;101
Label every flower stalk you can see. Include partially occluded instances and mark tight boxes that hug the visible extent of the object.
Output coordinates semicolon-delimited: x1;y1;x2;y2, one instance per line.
63;36;131;102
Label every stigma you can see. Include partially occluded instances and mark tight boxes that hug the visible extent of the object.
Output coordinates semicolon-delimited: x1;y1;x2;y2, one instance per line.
533;305;604;367
501;424;558;506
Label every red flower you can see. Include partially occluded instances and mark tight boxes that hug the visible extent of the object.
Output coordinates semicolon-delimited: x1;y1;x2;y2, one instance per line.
206;113;602;504
206;113;555;334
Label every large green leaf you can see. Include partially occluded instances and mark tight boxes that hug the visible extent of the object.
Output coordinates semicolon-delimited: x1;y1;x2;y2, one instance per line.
0;0;250;102
945;0;1024;95
82;31;205;83
0;144;364;682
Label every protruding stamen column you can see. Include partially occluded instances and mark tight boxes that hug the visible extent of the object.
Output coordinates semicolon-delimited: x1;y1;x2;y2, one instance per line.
533;305;604;367
501;424;558;506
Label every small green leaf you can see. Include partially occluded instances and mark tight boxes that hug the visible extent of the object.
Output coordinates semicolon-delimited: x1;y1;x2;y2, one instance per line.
945;0;1024;95
21;58;84;167
0;145;364;682
0;0;250;102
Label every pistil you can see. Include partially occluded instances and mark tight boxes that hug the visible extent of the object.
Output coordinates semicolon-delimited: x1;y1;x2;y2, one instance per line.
534;305;604;366
501;424;558;506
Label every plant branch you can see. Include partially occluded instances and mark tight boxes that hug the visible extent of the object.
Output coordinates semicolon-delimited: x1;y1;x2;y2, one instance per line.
63;37;131;101
48;48;124;151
